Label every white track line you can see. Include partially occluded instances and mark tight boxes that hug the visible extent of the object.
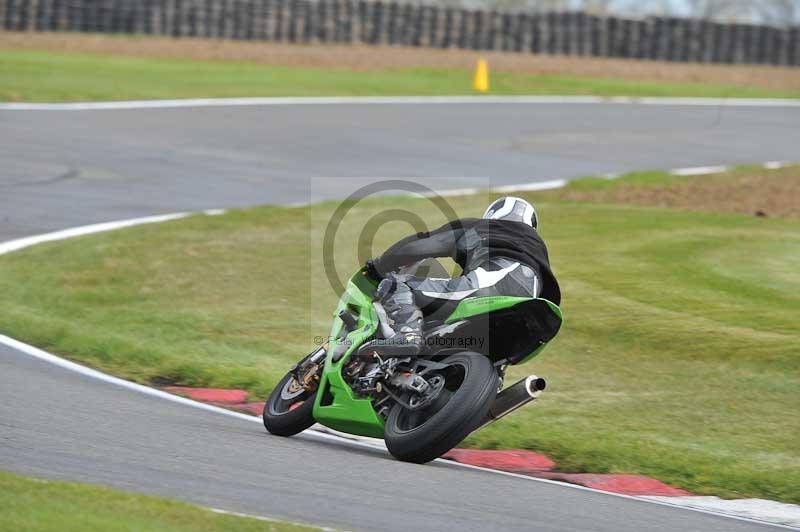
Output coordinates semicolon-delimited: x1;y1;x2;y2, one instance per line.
420;187;481;198
643;497;800;529
670;165;729;176
0;333;258;424
209;508;342;531
421;159;792;198
491;179;568;193
3;95;800;111
0;213;191;255
1;174;798;530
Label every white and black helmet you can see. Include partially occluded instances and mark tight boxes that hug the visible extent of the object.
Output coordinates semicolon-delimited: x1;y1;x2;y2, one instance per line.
483;196;538;228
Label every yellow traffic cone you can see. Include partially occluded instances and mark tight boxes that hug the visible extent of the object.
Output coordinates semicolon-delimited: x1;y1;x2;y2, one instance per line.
473;58;489;93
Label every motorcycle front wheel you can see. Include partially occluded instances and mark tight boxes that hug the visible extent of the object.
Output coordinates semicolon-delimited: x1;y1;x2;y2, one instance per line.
384;352;497;464
263;368;317;437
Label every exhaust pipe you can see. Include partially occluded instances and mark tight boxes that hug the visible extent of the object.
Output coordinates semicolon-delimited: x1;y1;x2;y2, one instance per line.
477;375;546;430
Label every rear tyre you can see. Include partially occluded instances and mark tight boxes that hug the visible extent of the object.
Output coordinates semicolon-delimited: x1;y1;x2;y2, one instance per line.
384;352;497;464
263;371;317;437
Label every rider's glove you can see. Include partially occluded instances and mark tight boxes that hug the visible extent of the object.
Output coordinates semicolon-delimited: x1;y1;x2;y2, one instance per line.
362;259;383;283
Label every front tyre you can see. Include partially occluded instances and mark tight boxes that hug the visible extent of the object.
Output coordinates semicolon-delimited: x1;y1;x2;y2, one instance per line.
263;371;317;437
384;352;497;464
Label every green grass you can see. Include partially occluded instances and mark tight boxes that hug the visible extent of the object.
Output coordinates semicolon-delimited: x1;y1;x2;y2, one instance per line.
565;164;785;191
2;49;800;101
0;470;317;531
0;169;798;504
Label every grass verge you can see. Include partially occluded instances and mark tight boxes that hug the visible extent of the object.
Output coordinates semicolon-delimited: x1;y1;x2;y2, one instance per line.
555;164;800;219
0;470;317;531
2;34;800;101
0;166;798;503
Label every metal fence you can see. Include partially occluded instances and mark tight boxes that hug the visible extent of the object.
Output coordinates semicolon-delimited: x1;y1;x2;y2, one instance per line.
2;0;799;65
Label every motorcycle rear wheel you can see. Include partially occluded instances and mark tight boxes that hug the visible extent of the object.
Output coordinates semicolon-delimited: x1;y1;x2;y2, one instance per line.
384;352;497;464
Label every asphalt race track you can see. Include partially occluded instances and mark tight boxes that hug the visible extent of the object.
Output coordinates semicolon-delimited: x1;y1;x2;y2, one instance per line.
3;102;800;238
2;101;799;531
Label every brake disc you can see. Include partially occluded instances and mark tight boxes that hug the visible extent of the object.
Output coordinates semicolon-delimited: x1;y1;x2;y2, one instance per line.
408;374;446;410
280;378;306;400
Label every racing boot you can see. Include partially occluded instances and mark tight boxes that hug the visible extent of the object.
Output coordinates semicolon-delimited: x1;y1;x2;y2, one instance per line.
359;277;424;358
375;322;424;358
358;321;423;359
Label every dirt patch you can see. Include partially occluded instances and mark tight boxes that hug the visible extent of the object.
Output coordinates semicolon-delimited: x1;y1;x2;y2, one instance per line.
556;167;800;218
2;31;800;91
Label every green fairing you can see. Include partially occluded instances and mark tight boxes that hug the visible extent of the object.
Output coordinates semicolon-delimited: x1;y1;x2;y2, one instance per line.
521;299;563;363
313;272;386;438
445;296;534;323
446;295;563;364
313;272;563;436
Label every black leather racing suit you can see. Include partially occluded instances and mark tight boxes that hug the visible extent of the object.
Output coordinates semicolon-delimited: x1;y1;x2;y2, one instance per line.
372;218;560;339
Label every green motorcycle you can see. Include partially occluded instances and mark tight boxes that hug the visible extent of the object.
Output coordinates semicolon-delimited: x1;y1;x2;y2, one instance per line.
263;267;562;463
